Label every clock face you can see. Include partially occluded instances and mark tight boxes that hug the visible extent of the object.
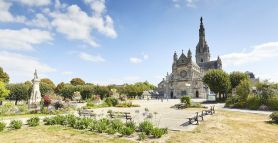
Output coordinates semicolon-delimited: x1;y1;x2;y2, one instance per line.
180;70;187;78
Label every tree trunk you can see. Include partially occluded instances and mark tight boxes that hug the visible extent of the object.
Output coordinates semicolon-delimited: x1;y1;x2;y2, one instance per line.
15;99;18;105
0;101;2;106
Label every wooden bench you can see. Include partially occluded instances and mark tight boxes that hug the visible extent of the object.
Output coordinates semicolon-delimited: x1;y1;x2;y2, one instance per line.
109;112;132;122
79;109;95;118
176;103;186;109
203;105;215;115
187;112;199;125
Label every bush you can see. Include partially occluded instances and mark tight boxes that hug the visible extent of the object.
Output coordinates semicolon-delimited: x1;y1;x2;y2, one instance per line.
66;114;78;127
110;119;124;132
126;121;136;130
180;96;191;106
225;95;240;108
105;97;119;106
269;112;278;123
10;120;23;129
0;122;6;132
119;126;135;136
266;96;278;110
95;118;110;133
106;127;117;135
54;101;64;109
138;120;153;135
246;95;261;110
73;118;93;130
27;117;40;127
151;127;167;138
43;95;51;107
138;132;146;141
115;102;140;108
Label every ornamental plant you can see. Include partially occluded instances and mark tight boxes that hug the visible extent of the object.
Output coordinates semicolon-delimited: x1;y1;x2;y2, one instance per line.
0;122;6;132
27;117;40;127
10;120;23;129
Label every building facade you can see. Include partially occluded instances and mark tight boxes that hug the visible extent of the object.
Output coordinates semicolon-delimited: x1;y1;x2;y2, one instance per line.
157;17;222;99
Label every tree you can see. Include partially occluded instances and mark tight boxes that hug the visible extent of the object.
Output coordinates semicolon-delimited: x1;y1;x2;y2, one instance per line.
41;78;56;89
55;82;65;94
7;83;30;105
70;78;85;86
203;69;231;100
0;67;9;83
0;81;10;105
79;85;94;100
230;72;249;89
93;85;110;99
236;79;251;101
59;84;76;99
40;82;54;97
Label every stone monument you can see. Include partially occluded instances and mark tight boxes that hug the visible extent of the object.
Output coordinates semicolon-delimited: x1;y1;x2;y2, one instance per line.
29;69;42;106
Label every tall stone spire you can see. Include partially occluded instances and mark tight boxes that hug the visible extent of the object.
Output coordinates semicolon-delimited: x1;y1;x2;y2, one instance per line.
199;17;205;38
196;17;210;64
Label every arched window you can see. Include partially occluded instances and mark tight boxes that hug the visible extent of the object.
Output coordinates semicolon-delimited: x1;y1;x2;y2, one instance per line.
201;59;203;62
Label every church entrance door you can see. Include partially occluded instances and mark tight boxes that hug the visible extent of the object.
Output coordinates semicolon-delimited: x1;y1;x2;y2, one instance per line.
196;91;199;98
170;91;174;99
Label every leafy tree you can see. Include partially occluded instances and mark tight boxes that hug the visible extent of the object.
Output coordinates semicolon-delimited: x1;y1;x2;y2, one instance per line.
230;71;249;89
70;78;85;86
40;82;54;97
80;85;94;100
236;79;251;101
203;69;231;100
55;82;65;93
0;67;9;83
0;81;10;105
7;83;30;105
93;85;110;99
41;78;56;89
59;84;76;99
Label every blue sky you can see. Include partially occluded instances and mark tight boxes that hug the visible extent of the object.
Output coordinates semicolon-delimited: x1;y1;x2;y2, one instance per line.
0;0;278;85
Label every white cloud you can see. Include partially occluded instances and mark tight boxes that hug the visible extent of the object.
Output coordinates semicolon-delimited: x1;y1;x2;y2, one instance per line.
14;0;51;7
130;53;149;64
172;0;198;8
130;57;143;64
186;0;198;8
27;13;52;29
222;42;278;67
0;28;53;51
0;51;56;82
0;1;26;23
79;52;105;63
94;76;141;85
49;1;117;47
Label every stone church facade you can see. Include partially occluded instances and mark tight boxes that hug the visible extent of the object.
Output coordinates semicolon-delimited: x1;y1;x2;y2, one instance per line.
157;17;222;99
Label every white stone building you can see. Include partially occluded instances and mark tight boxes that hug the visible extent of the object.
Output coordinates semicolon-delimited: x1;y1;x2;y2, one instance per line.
157;17;222;99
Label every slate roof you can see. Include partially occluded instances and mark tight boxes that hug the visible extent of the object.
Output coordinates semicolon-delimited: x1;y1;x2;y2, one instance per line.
198;60;221;70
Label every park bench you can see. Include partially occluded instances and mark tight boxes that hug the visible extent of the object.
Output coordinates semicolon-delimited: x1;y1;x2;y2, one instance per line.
176;103;186;109
203;105;215;115
78;109;95;118
187;112;199;125
109;111;132;122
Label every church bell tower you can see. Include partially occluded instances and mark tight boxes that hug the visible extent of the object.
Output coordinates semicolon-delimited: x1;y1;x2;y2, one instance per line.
196;17;210;65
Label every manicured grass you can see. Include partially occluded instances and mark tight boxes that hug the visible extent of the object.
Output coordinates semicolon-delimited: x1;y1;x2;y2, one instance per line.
0;125;134;143
167;110;278;143
0;113;48;120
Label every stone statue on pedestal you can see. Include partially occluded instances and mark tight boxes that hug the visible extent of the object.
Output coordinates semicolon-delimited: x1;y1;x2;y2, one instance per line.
29;69;41;106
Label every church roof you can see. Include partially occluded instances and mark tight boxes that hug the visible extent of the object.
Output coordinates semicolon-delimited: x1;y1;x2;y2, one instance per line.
198;60;221;70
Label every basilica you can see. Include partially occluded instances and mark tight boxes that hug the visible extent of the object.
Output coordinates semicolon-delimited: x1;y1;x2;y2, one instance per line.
157;17;222;99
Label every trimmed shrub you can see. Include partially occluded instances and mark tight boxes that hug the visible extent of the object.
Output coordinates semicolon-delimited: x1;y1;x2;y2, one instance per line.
138;132;146;141
27;117;40;127
151;127;167;138
266;96;278;111
126;121;136;130
73;118;93;130
10;120;23;129
246;95;261;110
119;126;135;136
110;119;124;132
138;120;153;135
269;112;278;124
0;122;6;132
105;97;119;106
180;96;191;106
